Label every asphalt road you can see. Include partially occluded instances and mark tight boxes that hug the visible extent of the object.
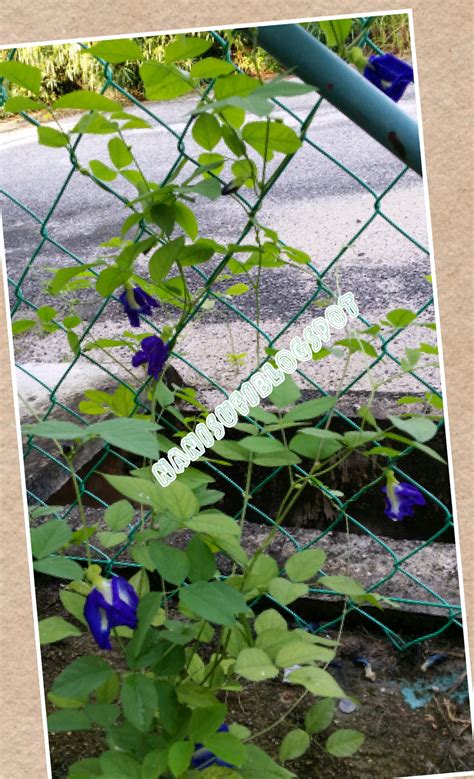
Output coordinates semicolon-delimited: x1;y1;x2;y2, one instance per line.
0;86;439;401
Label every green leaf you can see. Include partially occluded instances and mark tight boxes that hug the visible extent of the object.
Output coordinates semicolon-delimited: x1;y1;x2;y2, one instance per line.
279;729;310;762
121;673;157;732
108;137;133;168
85;703;120;728
87;38;143;63
59;590;87;626
4;95;45;112
190;57;235;78
185;511;239;538
385;308;417;328
23;419;85;441
71;111;118;135
156;479;201;521
105;499;134;531
325;729;365;757
149;542;190;585
235;648;279;681
242;121;301;158
149;236;185;283
224;283;250;296
180;581;249;626
203;733;247;767
289;433;342;461
30;519;72;559
102;474;159;508
181;179;221;201
165;35;212;63
305;699;336;734
53;656;113;698
87;418;160;460
141;750;169;779
388;415;438;443
192;112;222;150
238;436;285;455
54;90;121;112
240;744;296;779
244;555;278;592
318;575;366;597
319;19;352;47
0;61;42;94
384;433;446;463
37;126;69;148
254;608;287;635
12;318;36;334
39;616;81;644
175;201;199;240
288;666;345;698
140;62;193;100
336;338;377;358
34;557;84;580
165;741;192;777
275;641;334;667
68;758;102;777
96;530;128;548
190;703;227;743
284;396;336;422
48;709;91;732
285;549;326;582
268;374;301;407
186;535;218;582
268;578;308;606
255;79;315;99
128;592;163;659
96;266;130;296
212;440;249;461
47;691;87;709
90;159;117;181
342;430;381;448
99;750;142;778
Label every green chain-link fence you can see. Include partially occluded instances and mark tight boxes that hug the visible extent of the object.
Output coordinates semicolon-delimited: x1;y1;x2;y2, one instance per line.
1;24;462;652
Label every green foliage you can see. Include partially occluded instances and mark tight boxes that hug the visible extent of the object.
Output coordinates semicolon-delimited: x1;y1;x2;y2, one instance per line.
10;17;440;778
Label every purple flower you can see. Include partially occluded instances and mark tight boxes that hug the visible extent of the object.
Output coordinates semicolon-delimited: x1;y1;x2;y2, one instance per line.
131;335;168;379
191;724;235;771
84;576;138;650
119;286;159;328
363;53;414;102
382;472;426;521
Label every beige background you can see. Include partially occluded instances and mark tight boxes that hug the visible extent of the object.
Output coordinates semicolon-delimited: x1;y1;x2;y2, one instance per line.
0;3;472;777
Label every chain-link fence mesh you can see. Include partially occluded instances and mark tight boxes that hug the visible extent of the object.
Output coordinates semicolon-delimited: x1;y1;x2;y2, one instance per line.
0;24;462;652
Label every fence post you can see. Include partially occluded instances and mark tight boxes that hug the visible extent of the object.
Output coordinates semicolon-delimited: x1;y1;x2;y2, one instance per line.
256;23;422;175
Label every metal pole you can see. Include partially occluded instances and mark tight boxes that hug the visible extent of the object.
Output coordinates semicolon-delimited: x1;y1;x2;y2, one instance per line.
256;24;422;176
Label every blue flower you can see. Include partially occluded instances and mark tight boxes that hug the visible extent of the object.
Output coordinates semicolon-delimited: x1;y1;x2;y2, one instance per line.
84;575;138;650
191;724;235;771
363;53;414;102
119;285;159;328
131;335;168;379
382;472;426;521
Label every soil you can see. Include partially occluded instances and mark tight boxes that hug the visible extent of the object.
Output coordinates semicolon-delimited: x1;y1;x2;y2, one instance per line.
36;576;474;779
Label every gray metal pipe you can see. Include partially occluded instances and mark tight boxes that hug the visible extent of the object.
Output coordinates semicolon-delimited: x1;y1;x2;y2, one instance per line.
256;24;422;176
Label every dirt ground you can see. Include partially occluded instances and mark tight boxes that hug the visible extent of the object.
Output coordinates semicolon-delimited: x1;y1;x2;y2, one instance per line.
36;577;474;779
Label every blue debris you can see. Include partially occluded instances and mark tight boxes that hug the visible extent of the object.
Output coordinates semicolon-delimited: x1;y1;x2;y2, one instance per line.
339;698;358;713
400;673;469;710
421;653;449;672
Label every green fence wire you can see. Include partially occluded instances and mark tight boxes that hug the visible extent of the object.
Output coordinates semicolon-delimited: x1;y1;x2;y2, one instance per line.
0;25;462;652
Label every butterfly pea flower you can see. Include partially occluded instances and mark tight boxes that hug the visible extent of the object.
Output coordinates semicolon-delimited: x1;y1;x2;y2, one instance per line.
363;53;414;102
191;724;235;771
382;471;426;521
119;285;159;328
131;335;168;379
84;575;138;650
